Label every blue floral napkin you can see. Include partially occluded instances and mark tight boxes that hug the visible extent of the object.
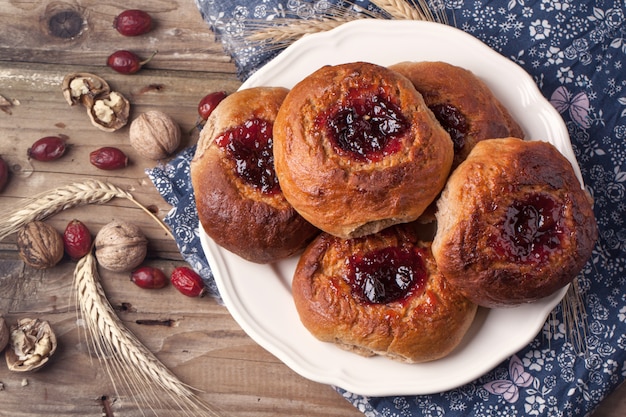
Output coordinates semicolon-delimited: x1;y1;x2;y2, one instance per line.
149;1;626;415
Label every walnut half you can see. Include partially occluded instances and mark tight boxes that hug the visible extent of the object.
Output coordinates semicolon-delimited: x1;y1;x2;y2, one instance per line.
5;318;57;372
62;72;110;107
87;91;130;132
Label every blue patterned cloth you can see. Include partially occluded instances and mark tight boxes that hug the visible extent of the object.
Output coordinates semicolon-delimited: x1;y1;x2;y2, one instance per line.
148;1;626;415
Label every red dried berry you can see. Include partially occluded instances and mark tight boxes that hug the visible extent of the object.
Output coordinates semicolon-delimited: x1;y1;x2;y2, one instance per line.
0;155;9;192
107;50;157;74
28;136;66;161
89;147;129;170
113;9;152;37
130;266;167;289
198;91;228;120
63;219;92;261
170;266;206;297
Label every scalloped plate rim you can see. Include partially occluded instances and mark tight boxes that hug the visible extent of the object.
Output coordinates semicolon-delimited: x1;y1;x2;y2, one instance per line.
200;19;575;396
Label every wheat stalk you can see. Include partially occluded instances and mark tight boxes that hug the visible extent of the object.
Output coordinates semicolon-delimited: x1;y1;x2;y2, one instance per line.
369;0;430;20
246;16;354;45
559;278;589;355
74;252;222;417
244;0;448;50
0;179;173;241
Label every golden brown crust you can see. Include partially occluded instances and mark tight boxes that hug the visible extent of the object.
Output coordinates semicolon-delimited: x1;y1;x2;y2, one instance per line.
389;61;524;167
191;87;319;263
292;224;477;363
432;138;598;307
274;62;454;239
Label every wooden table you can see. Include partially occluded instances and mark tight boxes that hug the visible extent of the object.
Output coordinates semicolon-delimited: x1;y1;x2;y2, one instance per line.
0;1;623;416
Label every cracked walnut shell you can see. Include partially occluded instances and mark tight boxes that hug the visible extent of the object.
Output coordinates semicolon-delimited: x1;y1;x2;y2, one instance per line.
87;91;130;132
62;72;111;108
94;221;148;272
61;72;130;132
5;318;57;372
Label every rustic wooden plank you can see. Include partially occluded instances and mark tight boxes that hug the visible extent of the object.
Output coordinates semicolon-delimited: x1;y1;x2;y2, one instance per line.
0;0;236;74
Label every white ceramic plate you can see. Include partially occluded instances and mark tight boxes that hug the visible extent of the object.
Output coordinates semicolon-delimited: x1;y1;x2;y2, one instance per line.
199;19;578;396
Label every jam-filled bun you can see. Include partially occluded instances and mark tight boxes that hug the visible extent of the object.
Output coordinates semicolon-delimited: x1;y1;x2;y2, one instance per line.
191;87;319;264
432;138;598;308
292;224;477;363
273;62;454;239
389;61;524;168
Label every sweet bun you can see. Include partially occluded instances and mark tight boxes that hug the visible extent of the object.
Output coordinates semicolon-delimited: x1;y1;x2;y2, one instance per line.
191;87;319;264
432;138;598;307
389;61;524;167
273;61;454;239
292;224;477;363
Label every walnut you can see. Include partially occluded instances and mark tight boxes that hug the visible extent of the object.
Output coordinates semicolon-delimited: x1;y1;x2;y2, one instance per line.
61;72;130;132
17;221;64;270
62;73;110;107
94;221;148;272
87;91;130;132
0;316;9;353
5;318;57;372
129;110;181;160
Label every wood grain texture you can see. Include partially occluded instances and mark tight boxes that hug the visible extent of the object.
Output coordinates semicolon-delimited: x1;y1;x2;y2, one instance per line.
0;1;623;416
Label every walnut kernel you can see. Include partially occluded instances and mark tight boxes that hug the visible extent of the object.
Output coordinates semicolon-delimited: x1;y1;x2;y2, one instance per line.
62;72;130;132
88;91;130;132
5;318;57;372
62;72;110;107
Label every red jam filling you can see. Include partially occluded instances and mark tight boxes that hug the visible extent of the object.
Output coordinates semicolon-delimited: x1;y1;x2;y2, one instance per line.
346;246;427;305
429;104;467;153
215;118;280;195
490;194;564;264
318;91;408;162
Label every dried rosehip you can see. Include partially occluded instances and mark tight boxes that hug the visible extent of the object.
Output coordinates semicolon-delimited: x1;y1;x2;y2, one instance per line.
63;219;92;261
171;267;206;297
89;147;128;170
131;266;167;289
107;50;157;74
113;9;152;36
0;155;9;192
198;91;228;120
27;136;66;161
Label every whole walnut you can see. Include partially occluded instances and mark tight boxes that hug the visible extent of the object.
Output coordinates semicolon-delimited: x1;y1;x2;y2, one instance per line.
17;221;64;269
0;316;9;353
95;221;148;272
129;110;181;160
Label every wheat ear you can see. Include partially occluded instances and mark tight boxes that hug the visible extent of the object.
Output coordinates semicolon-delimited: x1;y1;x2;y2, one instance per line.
74;252;222;417
246;17;353;45
0;179;173;241
369;0;431;20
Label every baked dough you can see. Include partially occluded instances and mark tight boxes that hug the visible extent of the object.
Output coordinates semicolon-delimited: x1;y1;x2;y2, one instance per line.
292;224;477;363
273;61;454;239
389;61;524;167
432;138;598;307
191;87;319;263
